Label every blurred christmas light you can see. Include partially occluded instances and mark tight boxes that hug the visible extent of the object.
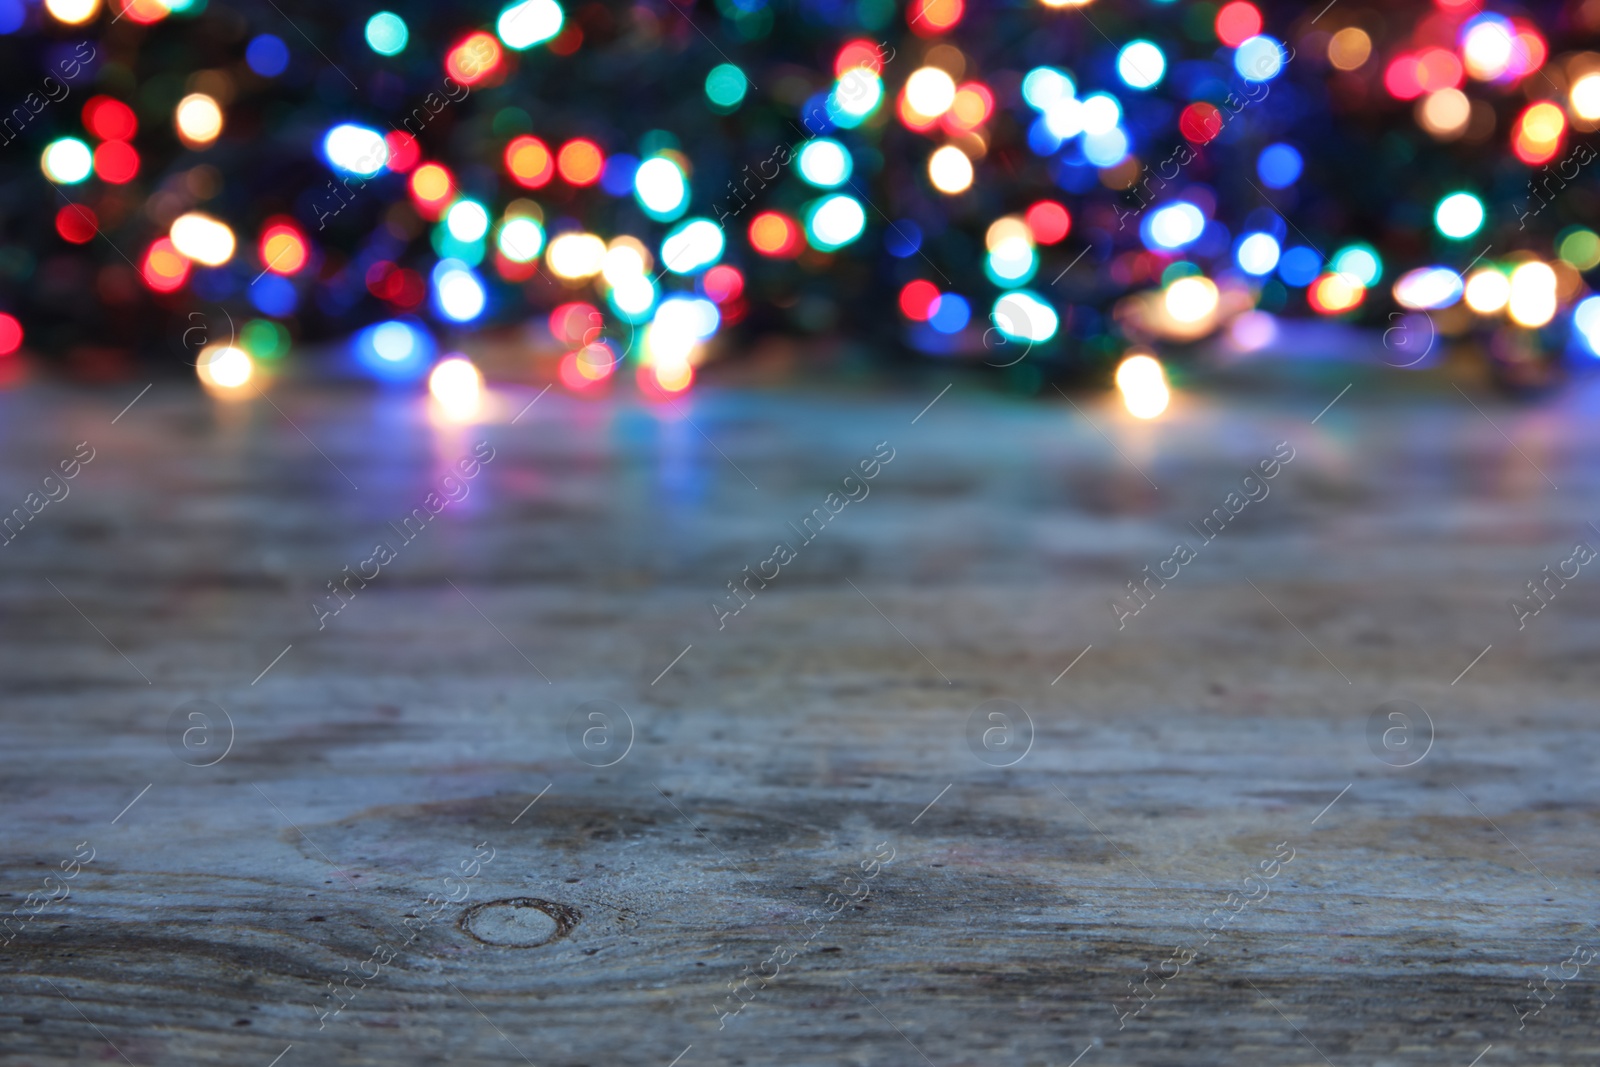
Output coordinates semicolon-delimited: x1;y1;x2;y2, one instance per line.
432;260;487;322
1214;2;1261;48
1434;193;1484;239
805;194;867;249
1164;275;1218;323
1024;201;1070;244
428;356;484;420
1308;272;1365;314
705;64;748;111
56;204;98;244
1513;102;1565;165
1235;35;1284;82
1235;232;1280;275
749;212;800;257
634;156;688;221
175;94;223;148
991;290;1058;342
661;218;724;274
1331;243;1381;287
1464;267;1510;314
0;314;22;356
557;139;604;185
93;141;138;183
547;233;606;279
142;238;190;292
798;139;852;188
900;279;940;320
45;0;99;25
927;145;973;193
323;123;388;176
83;96;136;141
247;35;289;78
170;213;235;266
497;217;545;263
41;138;92;184
447;33;503;85
905;67;957;117
1393;267;1463;310
1327;27;1371;70
1115;353;1169;419
354;320;434;380
259;220;308;275
1507;261;1556;327
1116;41;1165;90
1571;74;1600;122
1145;202;1204;250
196;345;254;392
498;0;563;49
365;12;408;55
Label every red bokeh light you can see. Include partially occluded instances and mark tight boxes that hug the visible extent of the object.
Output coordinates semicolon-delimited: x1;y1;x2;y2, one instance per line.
899;279;941;321
1025;201;1071;245
83;96;137;142
1215;2;1262;48
56;204;99;244
0;313;20;356
1179;102;1224;143
701;265;744;304
550;302;603;347
835;39;887;76
1384;55;1425;100
384;131;420;172
93;140;139;184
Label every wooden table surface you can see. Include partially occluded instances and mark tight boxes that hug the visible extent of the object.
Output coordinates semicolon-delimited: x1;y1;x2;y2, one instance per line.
1;371;1596;1066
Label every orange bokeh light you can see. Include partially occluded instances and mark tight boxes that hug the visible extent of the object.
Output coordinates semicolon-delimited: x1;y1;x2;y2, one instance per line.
749;211;800;257
409;163;456;218
505;136;554;188
259;220;308;275
446;32;503;86
908;0;962;35
142;237;190;293
557;139;604;185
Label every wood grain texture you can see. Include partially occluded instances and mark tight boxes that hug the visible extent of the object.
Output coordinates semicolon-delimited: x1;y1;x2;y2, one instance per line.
1;375;1597;1066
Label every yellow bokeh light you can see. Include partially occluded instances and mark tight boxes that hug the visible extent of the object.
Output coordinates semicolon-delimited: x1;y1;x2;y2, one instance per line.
1418;89;1471;139
1327;27;1371;71
175;93;223;148
1571;73;1600;122
44;0;100;24
428;357;484;421
1163;275;1219;324
547;232;607;279
1507;261;1557;328
1463;268;1510;314
1114;353;1170;420
169;212;236;266
984;216;1032;253
196;345;253;392
905;67;957;118
928;145;973;194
